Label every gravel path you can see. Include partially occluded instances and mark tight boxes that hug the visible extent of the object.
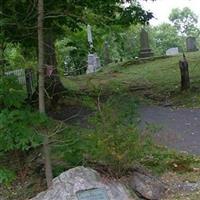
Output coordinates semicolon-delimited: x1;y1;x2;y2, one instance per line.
139;106;200;155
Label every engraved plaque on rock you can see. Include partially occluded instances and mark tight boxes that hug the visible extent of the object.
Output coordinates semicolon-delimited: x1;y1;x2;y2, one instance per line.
76;188;109;200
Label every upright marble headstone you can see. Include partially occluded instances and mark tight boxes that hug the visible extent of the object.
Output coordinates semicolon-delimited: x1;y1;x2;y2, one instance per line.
186;37;198;52
139;28;153;58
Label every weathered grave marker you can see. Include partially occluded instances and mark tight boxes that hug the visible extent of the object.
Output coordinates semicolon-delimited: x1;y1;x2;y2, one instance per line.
186;37;198;52
76;188;109;200
86;25;101;74
139;28;153;58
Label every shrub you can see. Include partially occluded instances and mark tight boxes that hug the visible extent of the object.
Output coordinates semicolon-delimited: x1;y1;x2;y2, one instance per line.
0;168;16;185
0;109;43;152
0;76;25;109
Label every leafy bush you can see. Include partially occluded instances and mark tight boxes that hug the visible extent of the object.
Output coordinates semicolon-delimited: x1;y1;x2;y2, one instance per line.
84;95;148;173
0;109;43;152
0;168;16;185
54;95;153;175
0;76;50;185
0;76;25;109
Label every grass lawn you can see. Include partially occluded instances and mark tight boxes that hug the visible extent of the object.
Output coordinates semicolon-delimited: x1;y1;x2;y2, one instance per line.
62;52;200;107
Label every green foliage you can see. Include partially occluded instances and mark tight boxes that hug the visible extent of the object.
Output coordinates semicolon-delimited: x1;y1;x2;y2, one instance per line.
2;0;153;47
3;44;37;71
53;95;157;174
84;95;145;172
0;109;43;152
0;76;49;185
0;168;16;185
53;93;199;176
0;76;25;109
56;30;88;75
54;126;87;166
150;23;184;55
4;44;25;69
169;7;199;36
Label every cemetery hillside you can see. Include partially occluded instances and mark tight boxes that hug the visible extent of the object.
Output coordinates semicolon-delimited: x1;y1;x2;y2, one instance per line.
2;1;200;200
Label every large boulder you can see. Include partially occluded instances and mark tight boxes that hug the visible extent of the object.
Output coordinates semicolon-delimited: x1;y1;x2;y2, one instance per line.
30;166;134;200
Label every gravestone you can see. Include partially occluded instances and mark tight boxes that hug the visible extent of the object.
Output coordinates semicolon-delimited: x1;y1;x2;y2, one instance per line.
86;53;101;74
86;25;101;74
186;37;198;52
30;167;133;200
166;47;179;56
139;28;153;58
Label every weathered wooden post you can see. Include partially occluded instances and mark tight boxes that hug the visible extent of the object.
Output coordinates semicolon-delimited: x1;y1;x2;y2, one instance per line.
25;68;33;102
179;54;190;91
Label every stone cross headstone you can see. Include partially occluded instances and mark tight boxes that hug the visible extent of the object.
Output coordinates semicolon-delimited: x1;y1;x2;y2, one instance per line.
186;36;198;52
86;25;101;74
166;47;179;56
139;28;153;58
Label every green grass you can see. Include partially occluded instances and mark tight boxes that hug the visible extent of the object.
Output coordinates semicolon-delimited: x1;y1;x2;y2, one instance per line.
61;52;200;107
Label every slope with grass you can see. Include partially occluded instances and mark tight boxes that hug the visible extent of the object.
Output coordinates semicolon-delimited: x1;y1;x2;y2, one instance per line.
62;52;200;107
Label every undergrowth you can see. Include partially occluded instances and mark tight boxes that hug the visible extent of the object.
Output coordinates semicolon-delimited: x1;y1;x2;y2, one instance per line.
52;93;200;176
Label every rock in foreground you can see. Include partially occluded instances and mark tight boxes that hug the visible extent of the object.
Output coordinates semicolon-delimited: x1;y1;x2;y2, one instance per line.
130;170;167;200
30;166;134;200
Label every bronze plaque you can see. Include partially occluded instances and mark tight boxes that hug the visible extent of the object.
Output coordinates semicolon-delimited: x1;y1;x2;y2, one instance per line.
76;188;109;200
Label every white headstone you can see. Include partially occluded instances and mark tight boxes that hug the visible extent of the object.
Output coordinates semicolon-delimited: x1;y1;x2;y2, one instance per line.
86;53;101;74
166;47;179;56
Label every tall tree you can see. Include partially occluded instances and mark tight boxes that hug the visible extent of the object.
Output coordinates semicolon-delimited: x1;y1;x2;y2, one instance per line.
38;0;53;187
169;7;199;37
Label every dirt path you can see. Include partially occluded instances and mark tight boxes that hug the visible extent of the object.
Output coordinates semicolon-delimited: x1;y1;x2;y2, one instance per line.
139;106;200;155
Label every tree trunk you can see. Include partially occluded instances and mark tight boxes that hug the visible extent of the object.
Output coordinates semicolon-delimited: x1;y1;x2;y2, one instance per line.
42;30;65;105
179;55;190;91
38;0;53;188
